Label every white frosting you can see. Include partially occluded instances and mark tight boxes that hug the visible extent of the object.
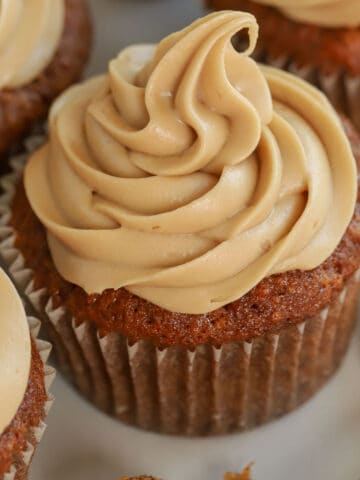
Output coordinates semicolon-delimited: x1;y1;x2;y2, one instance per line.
0;269;31;436
0;0;65;89
254;0;360;27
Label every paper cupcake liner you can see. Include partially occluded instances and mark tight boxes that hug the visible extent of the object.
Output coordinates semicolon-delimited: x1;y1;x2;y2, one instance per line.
2;316;55;480
253;47;360;131
0;139;358;436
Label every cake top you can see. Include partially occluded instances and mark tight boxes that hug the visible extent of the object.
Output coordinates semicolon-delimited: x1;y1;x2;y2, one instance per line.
25;11;357;314
0;0;65;88
251;0;360;27
0;269;31;436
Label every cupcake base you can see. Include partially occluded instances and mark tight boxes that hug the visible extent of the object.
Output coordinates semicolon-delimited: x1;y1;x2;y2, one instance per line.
21;269;360;436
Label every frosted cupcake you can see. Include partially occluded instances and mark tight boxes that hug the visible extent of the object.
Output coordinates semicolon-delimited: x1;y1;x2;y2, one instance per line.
1;11;359;435
0;0;92;159
0;270;54;480
205;0;360;130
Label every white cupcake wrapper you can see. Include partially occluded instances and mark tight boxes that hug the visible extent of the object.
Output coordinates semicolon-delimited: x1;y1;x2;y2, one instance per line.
0;138;358;435
255;48;360;131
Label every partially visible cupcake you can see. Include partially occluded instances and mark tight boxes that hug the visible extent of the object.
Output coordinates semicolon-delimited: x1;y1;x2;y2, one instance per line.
0;269;54;480
225;472;252;480
1;11;360;436
205;0;360;130
121;470;251;480
0;0;92;159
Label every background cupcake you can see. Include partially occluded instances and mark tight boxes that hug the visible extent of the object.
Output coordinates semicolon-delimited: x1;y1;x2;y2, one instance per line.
0;269;54;480
0;0;92;160
0;11;359;436
205;0;360;131
121;470;251;480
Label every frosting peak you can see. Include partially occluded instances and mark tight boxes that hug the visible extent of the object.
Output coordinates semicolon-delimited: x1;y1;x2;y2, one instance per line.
0;0;65;89
0;270;31;436
96;11;272;178
25;12;357;314
253;0;360;28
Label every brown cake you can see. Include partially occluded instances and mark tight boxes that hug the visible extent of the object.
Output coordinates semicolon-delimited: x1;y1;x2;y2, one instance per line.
205;0;360;130
0;0;92;160
1;11;359;436
0;271;54;480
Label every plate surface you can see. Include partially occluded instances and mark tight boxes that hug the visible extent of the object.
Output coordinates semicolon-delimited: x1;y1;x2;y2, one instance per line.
31;0;360;479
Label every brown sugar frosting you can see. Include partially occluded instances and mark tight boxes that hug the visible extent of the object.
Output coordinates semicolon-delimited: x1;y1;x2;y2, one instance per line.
0;269;31;437
249;0;360;27
24;11;357;314
0;0;65;88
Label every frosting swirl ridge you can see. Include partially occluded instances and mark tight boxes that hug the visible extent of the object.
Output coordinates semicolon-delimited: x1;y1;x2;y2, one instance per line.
0;0;65;89
0;270;31;436
253;0;360;28
25;11;357;314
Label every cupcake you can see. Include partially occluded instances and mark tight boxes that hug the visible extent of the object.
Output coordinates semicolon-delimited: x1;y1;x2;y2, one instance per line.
205;0;360;131
0;0;92;159
121;471;251;480
224;472;251;480
0;11;359;436
0;269;54;480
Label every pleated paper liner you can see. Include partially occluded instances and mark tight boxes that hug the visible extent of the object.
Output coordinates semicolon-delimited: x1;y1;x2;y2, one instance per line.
3;316;55;480
0;139;359;436
251;47;360;131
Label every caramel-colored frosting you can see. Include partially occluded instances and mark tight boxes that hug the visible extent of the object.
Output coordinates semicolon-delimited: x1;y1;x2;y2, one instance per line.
0;270;31;436
25;11;357;314
253;0;360;27
0;0;65;89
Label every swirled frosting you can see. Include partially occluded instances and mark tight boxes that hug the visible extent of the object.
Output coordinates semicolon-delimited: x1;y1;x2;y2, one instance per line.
253;0;360;27
0;269;31;436
25;11;357;314
0;0;65;89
